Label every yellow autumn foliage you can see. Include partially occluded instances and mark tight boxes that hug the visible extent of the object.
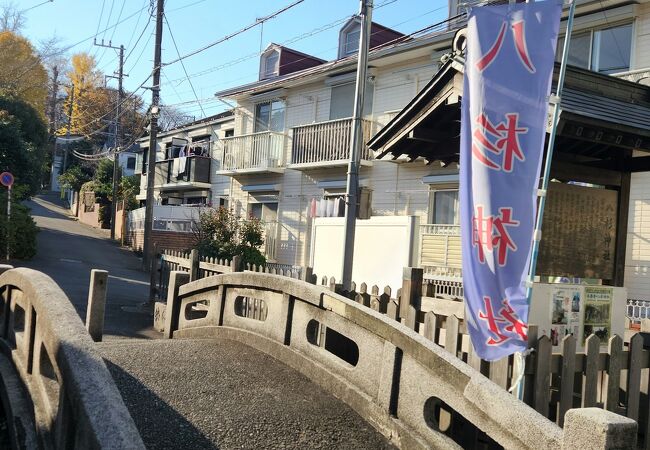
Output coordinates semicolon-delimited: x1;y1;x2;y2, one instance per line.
0;30;48;115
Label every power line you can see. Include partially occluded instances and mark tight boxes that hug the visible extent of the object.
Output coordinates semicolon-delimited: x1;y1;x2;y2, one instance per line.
162;0;306;66
166;0;210;13
99;6;152;73
163;3;449;109
20;0;53;13
89;0;107;54
48;3;150;60
160;0;402;88
164;13;206;117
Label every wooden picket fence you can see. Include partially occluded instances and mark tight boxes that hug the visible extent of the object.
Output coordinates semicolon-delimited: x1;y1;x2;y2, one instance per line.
151;250;307;301
319;272;650;448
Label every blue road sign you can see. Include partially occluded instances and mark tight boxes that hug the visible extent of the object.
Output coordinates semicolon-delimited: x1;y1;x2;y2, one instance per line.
0;172;13;188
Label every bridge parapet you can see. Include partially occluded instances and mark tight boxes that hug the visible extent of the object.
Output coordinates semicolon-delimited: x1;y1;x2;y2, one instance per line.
0;267;145;449
167;271;637;449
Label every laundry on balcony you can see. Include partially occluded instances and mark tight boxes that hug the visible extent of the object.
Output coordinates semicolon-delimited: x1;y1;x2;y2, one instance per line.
309;197;345;218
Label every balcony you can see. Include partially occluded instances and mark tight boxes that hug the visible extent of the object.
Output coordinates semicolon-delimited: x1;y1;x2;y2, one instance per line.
154;156;211;190
419;224;462;278
218;131;286;174
289;118;374;169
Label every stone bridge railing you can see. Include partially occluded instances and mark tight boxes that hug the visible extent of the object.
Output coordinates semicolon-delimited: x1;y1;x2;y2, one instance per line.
164;271;636;449
0;267;144;449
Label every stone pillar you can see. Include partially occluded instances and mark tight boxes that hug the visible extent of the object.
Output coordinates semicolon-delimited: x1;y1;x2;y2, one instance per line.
163;271;190;339
562;408;637;449
86;269;108;342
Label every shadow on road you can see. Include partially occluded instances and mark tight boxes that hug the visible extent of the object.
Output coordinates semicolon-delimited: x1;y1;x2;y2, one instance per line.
105;360;218;450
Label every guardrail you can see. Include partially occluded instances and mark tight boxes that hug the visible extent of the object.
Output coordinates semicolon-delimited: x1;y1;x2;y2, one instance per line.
0;267;144;449
163;271;636;449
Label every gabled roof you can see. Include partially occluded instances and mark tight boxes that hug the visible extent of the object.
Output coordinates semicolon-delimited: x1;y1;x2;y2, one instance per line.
215;28;457;99
367;60;650;163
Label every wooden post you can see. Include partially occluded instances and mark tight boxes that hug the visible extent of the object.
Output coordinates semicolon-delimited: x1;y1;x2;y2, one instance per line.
148;243;159;303
613;167;631;286
189;249;199;281
163;271;190;339
231;254;242;272
301;266;314;284
401;267;423;332
86;269;108;342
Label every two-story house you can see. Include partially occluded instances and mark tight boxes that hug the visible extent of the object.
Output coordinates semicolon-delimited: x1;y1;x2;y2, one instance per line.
130;111;234;252
135;110;234;207
134;0;650;301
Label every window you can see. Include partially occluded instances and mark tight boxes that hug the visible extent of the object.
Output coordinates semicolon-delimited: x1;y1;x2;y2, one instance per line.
261;50;279;79
329;82;374;120
126;157;136;170
224;129;234;138
248;201;278;222
557;23;632;74
254;100;285;132
429;189;459;225
344;28;360;55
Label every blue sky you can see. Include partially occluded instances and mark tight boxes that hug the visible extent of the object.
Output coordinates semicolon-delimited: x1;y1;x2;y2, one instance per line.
18;0;448;119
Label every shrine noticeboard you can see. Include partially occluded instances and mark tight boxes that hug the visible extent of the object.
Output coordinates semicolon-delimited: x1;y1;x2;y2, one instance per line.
537;182;617;280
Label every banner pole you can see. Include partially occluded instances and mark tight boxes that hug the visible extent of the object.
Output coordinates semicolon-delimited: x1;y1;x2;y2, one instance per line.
514;0;577;400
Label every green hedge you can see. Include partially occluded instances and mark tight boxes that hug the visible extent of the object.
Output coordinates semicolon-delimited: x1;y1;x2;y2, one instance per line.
0;190;38;259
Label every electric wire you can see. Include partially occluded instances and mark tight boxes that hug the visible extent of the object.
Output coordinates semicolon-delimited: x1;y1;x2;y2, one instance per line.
160;0;403;88
163;13;206;117
162;0;306;66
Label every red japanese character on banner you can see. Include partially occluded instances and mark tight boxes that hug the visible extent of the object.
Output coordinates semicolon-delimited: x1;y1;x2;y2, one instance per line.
472;206;520;266
476;20;536;73
478;296;528;346
472;113;528;172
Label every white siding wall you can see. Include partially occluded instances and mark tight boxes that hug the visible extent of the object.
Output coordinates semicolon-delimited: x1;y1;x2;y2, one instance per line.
222;57;456;267
625;172;650;300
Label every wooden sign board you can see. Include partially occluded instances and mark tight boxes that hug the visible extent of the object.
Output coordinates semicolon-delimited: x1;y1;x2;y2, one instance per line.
537;182;617;280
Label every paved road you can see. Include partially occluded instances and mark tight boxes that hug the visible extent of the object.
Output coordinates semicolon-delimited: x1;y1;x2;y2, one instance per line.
13;193;157;339
99;338;395;450
15;193;395;449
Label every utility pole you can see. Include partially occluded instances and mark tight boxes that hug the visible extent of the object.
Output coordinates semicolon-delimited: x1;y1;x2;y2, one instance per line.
95;39;126;240
48;66;59;136
49;66;59;191
143;0;164;269
341;0;372;290
62;83;74;173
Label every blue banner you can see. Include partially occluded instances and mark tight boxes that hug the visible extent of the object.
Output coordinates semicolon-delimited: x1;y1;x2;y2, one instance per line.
460;2;562;361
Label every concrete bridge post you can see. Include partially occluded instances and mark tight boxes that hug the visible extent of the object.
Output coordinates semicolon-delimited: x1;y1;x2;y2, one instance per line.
164;270;190;338
562;408;637;449
86;269;108;342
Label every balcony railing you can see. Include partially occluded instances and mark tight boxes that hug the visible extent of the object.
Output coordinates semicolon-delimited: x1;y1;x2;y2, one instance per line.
154;156;211;187
419;224;462;278
220;131;285;172
291;118;374;165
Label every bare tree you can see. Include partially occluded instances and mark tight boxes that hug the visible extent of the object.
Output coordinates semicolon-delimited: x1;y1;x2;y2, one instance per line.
158;104;195;131
0;2;26;33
